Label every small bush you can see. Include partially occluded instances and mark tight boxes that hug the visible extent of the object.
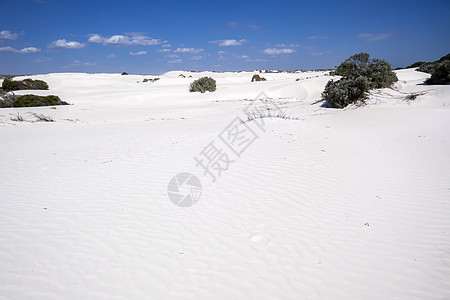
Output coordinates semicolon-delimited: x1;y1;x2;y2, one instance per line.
2;78;18;91
2;78;49;91
426;61;450;85
251;74;267;82
33;80;49;90
121;72;128;75
417;53;450;75
323;53;397;108
189;77;216;93
0;92;16;108
406;61;426;69
322;77;369;109
12;94;69;107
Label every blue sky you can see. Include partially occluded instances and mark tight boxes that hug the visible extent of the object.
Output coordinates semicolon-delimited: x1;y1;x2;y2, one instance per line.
1;0;449;74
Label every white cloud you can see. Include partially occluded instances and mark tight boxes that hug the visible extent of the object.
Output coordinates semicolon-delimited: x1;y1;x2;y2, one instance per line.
275;43;300;48
191;56;202;60
174;47;204;54
217;51;226;55
20;47;41;53
0;30;19;40
130;51;147;56
161;43;171;48
88;33;161;46
165;54;179;58
209;39;246;46
88;34;104;43
308;35;328;40
168;59;182;64
0;46;41;53
248;24;260;30
33;57;52;63
358;33;392;41
106;54;116;58
159;48;171;52
50;39;85;49
263;48;295;55
62;60;96;69
246;58;267;62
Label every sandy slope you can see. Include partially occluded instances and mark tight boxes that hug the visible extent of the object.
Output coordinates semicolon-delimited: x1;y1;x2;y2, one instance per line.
0;69;449;299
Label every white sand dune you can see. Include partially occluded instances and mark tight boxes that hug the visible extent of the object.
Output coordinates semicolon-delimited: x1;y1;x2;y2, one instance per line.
0;69;449;299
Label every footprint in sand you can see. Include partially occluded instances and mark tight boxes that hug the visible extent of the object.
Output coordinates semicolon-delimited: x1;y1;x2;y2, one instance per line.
249;233;271;246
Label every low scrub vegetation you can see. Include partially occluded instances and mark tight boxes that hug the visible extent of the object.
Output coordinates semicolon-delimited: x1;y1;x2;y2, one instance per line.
251;74;267;82
0;91;15;108
406;61;426;69
417;54;450;85
189;77;216;93
322;53;398;108
11;94;69;107
2;78;49;91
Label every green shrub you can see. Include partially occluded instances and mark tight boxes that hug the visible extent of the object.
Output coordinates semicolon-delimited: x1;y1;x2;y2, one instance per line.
2;78;18;91
323;53;397;108
366;59;398;89
418;53;450;74
0;92;15;108
406;61;426;68
2;78;49;91
33;80;49;90
322;76;369;109
12;94;69;107
335;52;370;77
121;72;128;75
415;54;450;85
189;77;216;93
426;61;450;85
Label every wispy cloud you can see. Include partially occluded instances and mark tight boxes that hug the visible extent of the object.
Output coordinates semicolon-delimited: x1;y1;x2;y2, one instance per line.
49;39;85;49
159;48;171;52
275;43;300;48
248;24;260;30
165;54;179;58
0;46;41;53
263;48;295;55
130;51;147;56
174;47;204;54
33;57;52;63
310;51;330;56
191;56;202;60
106;54;116;58
62;60;96;69
168;59;182;64
246;58;267;62
0;30;19;40
209;39;246;46
358;33;392;41
88;33;161;46
308;35;328;40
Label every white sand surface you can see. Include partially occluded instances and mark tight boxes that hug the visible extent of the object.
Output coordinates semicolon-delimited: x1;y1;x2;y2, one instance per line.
0;69;449;299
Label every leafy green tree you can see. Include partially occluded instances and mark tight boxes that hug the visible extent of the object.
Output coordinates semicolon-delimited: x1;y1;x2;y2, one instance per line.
323;53;397;108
